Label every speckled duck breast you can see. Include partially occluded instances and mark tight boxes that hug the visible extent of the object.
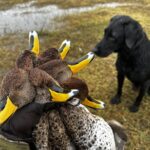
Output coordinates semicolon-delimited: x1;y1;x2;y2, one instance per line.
34;104;116;150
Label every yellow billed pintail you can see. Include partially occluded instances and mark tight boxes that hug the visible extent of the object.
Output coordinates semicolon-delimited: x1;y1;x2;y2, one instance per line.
28;31;103;110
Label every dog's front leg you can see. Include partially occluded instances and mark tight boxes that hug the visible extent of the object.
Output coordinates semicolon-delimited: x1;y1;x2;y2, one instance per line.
111;72;125;104
129;81;150;112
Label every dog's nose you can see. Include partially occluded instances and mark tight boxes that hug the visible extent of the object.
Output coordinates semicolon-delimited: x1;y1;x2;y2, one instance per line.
92;47;98;53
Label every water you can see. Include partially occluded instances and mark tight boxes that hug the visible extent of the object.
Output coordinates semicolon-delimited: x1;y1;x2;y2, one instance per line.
0;138;28;150
0;1;133;36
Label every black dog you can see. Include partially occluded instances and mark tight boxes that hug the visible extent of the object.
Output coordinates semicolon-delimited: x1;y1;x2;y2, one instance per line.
93;15;150;112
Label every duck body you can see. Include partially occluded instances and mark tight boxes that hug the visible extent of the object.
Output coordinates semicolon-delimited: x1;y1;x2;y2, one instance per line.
0;100;75;150
36;49;104;110
0;100;125;150
36;48;61;65
0;102;46;150
33;109;76;150
59;104;116;150
36;48;72;83
34;102;128;150
33;103;116;150
0;102;43;141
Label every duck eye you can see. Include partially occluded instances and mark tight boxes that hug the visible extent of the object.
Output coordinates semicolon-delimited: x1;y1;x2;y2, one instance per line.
15;83;24;90
109;34;116;41
0;101;6;111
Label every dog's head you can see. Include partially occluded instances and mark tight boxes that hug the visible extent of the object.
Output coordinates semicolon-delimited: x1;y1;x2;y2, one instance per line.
93;15;146;57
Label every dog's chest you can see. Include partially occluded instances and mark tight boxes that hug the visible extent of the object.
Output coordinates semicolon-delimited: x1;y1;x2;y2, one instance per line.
116;55;147;83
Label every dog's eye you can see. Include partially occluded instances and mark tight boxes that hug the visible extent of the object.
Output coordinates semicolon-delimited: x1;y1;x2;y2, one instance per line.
109;36;115;41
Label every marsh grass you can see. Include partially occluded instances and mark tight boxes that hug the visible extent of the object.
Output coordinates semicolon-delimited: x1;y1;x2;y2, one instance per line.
0;0;29;10
0;1;150;150
0;0;148;10
35;0;148;8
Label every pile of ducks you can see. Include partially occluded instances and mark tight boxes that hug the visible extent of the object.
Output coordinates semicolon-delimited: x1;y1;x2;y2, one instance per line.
0;31;127;150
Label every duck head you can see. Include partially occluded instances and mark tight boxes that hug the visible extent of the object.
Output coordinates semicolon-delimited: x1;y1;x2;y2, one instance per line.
0;49;81;125
61;77;105;110
28;31;95;74
28;31;103;110
16;50;36;71
58;39;71;60
37;51;95;83
0;97;17;125
29;31;70;61
29;31;39;56
0;68;79;125
67;52;95;74
37;48;61;65
0;68;36;125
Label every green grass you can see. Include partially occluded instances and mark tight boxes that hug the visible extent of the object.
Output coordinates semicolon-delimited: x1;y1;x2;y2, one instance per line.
0;1;150;150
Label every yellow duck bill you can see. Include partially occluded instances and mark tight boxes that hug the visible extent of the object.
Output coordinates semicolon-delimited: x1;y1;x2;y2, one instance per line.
82;96;105;109
49;89;79;102
29;31;40;56
68;52;95;74
0;97;18;125
58;40;71;60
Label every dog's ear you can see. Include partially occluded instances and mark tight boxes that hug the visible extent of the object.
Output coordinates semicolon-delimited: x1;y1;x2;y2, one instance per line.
124;21;144;49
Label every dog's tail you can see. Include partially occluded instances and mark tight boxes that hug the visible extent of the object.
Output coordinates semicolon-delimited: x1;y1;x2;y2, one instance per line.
108;120;128;150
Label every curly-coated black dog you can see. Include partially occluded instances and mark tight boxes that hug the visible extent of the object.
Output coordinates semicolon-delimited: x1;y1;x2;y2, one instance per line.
93;15;150;112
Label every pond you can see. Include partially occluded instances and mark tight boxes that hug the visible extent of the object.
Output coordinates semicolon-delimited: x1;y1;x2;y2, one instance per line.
0;137;28;150
0;1;132;36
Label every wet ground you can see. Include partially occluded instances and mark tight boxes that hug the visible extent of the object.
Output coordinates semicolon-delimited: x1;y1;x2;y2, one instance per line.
0;138;28;150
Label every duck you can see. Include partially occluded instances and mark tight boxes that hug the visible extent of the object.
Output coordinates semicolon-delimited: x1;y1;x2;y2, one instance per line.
28;31;104;110
0;50;80;125
15;41;105;111
0;91;126;150
15;49;103;109
28;31;128;150
0;42;106;149
29;31;94;76
29;31;70;63
57;103;127;150
0;94;73;150
0;76;126;150
0;57;105;150
0;50;81;149
0;42;127;150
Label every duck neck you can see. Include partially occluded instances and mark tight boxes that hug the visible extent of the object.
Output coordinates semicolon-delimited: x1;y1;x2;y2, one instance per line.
0;102;44;143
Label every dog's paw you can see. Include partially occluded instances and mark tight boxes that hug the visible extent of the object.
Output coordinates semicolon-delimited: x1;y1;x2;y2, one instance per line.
147;87;150;95
110;96;121;104
132;84;140;92
129;105;139;112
